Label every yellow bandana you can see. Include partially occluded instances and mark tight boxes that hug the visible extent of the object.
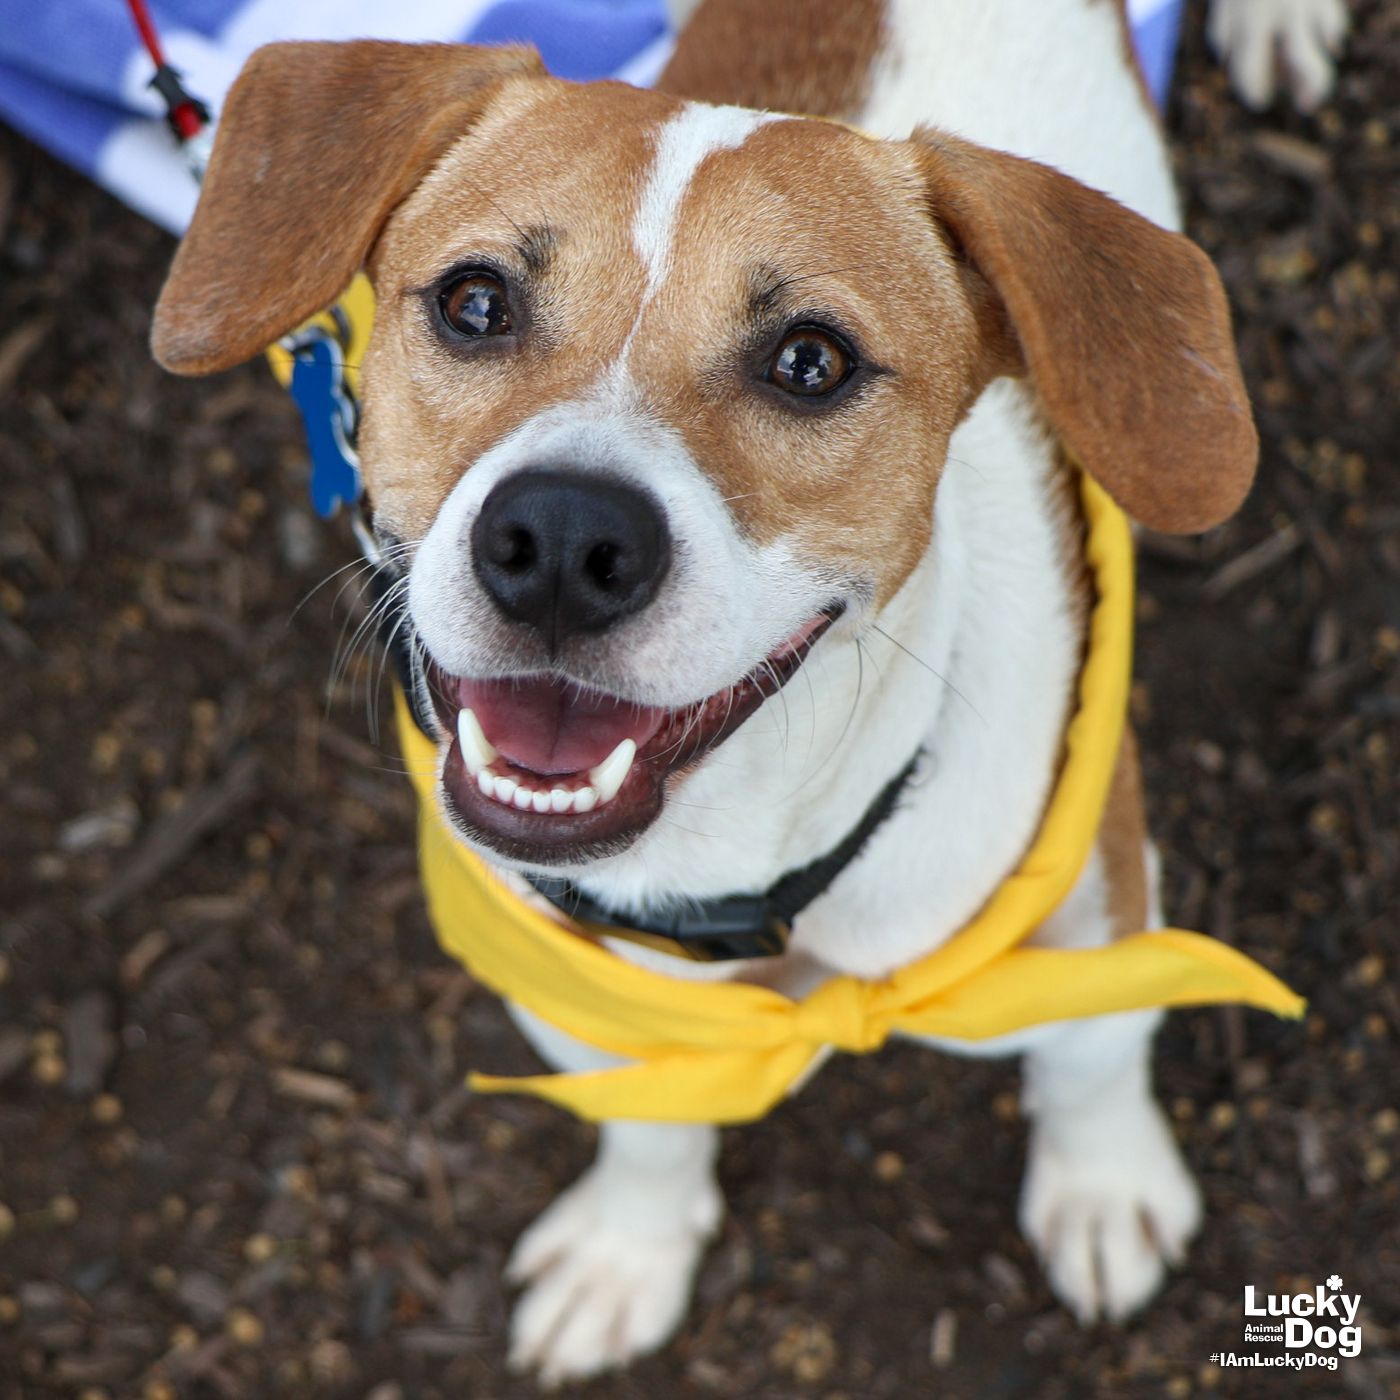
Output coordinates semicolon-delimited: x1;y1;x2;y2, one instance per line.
392;472;1304;1124
265;274;374;392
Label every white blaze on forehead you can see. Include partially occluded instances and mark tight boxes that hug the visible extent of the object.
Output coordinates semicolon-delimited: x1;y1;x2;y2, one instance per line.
633;102;784;301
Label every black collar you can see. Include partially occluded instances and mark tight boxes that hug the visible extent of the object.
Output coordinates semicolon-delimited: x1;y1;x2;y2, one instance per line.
369;557;922;963
525;752;922;961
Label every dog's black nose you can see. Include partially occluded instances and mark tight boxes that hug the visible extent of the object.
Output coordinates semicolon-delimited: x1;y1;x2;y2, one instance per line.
471;469;671;643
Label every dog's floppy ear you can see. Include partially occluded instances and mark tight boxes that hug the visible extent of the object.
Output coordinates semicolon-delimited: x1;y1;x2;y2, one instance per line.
153;40;544;376
913;131;1256;534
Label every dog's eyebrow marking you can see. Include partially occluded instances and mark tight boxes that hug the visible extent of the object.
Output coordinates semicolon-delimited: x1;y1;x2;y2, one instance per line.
749;266;790;320
750;264;868;316
633;102;783;300
518;224;557;278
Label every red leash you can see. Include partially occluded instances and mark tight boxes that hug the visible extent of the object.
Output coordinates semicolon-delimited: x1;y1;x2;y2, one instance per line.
124;0;209;144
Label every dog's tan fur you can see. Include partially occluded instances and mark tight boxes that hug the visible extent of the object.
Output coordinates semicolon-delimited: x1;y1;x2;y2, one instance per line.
1101;728;1151;937
657;0;888;118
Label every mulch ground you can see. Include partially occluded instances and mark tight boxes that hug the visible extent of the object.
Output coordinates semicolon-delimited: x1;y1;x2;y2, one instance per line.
1;2;1396;1396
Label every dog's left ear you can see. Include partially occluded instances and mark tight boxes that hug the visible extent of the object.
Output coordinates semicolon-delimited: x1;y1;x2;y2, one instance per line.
913;131;1256;534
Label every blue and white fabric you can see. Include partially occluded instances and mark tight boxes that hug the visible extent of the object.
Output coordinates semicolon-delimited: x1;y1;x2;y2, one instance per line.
0;0;1182;234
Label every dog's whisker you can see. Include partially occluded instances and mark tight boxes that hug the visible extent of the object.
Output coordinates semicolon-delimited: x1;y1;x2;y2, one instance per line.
856;631;887;686
368;631;395;743
866;623;984;725
799;658;818;775
761;646;867;807
326;570;413;723
768;661;792;758
944;453;985;483
354;758;443;781
290;553;379;624
654;814;722;841
334;579;406;690
665;796;743;813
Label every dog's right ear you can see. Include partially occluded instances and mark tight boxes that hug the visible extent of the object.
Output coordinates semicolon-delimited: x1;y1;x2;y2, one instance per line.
152;40;543;375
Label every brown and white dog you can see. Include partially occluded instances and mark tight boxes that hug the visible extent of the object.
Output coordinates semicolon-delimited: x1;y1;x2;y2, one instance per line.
154;0;1263;1382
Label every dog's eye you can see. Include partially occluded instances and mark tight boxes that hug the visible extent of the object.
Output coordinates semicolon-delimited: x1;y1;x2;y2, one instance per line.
440;273;513;337
769;328;852;396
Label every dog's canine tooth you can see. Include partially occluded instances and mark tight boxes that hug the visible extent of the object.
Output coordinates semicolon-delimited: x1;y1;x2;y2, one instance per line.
457;707;498;774
589;739;636;805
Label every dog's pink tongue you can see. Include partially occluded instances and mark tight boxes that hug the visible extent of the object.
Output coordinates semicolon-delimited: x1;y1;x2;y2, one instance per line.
457;675;667;776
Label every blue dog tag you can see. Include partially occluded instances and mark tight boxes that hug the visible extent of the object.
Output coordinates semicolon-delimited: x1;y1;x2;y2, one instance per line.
286;329;362;519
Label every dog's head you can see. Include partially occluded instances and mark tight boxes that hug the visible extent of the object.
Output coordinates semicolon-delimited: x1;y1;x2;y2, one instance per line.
154;41;1255;870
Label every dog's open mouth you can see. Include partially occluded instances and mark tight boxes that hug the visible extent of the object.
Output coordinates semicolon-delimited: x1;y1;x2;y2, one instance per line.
424;608;840;863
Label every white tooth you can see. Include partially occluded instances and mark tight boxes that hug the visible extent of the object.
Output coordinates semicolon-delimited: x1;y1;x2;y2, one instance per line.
513;786;534;810
550;788;572;813
493;775;517;805
456;708;497;775
531;789;552;813
476;769;494;796
588;739;636;806
573;786;598;814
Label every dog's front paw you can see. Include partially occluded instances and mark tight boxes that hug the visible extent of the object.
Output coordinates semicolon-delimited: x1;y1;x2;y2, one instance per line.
506;1165;722;1385
1019;1102;1202;1323
1208;0;1349;112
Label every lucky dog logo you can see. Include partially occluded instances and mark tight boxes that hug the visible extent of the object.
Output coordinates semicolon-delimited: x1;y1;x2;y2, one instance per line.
1213;1274;1362;1371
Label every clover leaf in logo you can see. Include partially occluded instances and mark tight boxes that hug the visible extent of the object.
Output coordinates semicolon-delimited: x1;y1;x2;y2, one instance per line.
1327;1274;1344;1290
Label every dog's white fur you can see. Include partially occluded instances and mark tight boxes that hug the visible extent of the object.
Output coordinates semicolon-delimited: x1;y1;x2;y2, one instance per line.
665;0;1353;113
628;104;786;307
419;2;1215;1382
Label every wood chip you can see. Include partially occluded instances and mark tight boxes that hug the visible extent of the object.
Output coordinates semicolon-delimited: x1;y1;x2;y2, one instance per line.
120;929;172;988
1296;1112;1338;1199
930;1308;957;1368
62;990;116;1096
1200;523;1302;601
396;1327;484;1355
0;317;51;397
1251;130;1332;181
84;756;260;919
271;1068;358;1110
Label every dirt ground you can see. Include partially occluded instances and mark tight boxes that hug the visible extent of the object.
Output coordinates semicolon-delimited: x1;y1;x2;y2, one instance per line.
1;3;1397;1397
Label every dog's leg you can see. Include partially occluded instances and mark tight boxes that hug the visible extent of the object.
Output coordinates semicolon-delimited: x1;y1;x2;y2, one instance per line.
920;836;1202;1322
1017;841;1202;1320
502;1003;723;1385
1208;0;1349;112
1017;1006;1202;1323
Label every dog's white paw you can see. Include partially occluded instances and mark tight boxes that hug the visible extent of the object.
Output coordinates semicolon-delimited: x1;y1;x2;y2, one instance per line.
1019;1102;1202;1324
506;1165;722;1385
1208;0;1349;112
